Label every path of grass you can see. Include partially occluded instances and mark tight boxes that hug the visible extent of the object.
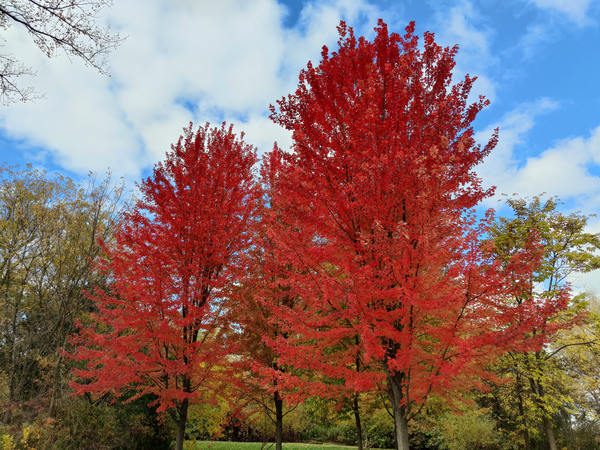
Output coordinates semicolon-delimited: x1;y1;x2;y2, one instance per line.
186;441;391;450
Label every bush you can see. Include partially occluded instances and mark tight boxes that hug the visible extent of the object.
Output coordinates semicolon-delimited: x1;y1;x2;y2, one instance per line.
0;393;172;450
298;409;395;449
300;420;356;446
436;409;502;450
186;401;231;441
363;409;396;449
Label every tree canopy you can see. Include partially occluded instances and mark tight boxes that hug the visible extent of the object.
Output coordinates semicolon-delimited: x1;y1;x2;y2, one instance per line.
70;123;258;450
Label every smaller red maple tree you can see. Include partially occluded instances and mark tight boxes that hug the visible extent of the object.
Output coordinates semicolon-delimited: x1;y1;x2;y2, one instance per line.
227;152;312;450
70;122;258;450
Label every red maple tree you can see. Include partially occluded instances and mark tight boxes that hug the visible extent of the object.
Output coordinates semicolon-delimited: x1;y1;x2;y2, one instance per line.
228;152;312;450
70;122;258;450
263;20;568;450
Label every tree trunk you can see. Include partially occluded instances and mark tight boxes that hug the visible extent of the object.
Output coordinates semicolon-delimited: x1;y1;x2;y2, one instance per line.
3;303;18;424
275;391;283;450
535;379;557;450
49;347;64;418
516;376;531;450
1;400;12;424
2;371;16;424
50;306;72;418
542;415;557;450
392;404;410;450
353;393;363;450
48;389;57;419
517;397;531;450
353;336;363;450
3;357;35;424
175;398;189;450
384;363;410;450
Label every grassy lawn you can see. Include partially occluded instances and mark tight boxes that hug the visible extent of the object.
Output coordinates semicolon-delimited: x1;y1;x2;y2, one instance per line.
186;442;389;450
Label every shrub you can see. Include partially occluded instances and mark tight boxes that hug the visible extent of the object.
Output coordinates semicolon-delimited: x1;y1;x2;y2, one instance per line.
0;393;172;450
187;401;231;441
436;409;502;450
363;409;396;449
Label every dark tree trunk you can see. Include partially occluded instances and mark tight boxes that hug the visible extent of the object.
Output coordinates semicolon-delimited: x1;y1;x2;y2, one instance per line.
353;393;363;450
1;402;12;424
384;362;410;450
275;391;283;450
353;336;363;450
392;403;410;450
175;398;189;450
49;348;64;418
516;375;532;450
517;396;531;450
2;374;15;424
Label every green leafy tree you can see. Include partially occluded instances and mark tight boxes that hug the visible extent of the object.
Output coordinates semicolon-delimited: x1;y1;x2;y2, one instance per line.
489;194;600;450
551;292;600;448
0;164;128;423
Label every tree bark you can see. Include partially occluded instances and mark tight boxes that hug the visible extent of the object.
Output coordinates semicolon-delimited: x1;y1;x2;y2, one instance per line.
353;336;363;450
353;393;363;450
542;414;557;450
516;375;531;450
392;404;410;450
533;378;557;450
1;400;12;424
275;391;283;450
175;398;189;450
517;395;531;450
49;333;67;418
384;362;410;450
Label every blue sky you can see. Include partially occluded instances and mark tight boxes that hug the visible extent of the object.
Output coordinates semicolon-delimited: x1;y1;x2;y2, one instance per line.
1;0;599;289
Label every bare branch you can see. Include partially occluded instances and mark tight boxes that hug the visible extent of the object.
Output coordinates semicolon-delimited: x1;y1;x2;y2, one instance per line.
0;0;125;105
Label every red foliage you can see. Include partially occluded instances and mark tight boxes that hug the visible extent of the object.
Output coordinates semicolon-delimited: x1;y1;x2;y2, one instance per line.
67;20;575;450
262;19;566;448
70;123;258;438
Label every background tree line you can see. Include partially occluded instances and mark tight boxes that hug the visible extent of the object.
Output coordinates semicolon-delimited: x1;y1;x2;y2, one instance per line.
1;165;600;450
0;164;171;449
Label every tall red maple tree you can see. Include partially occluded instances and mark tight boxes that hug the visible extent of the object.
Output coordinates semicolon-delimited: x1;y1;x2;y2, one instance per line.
264;20;566;450
70;123;258;450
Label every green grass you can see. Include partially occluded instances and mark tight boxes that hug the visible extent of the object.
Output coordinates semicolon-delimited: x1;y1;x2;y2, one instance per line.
185;442;383;450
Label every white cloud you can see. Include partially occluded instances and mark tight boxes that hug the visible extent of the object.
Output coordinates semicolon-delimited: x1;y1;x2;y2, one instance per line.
476;98;559;200
476;100;600;215
476;100;600;292
514;23;557;60
0;26;143;176
0;0;383;181
569;215;600;293
515;129;600;200
236;116;294;156
525;0;596;24
429;0;498;103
